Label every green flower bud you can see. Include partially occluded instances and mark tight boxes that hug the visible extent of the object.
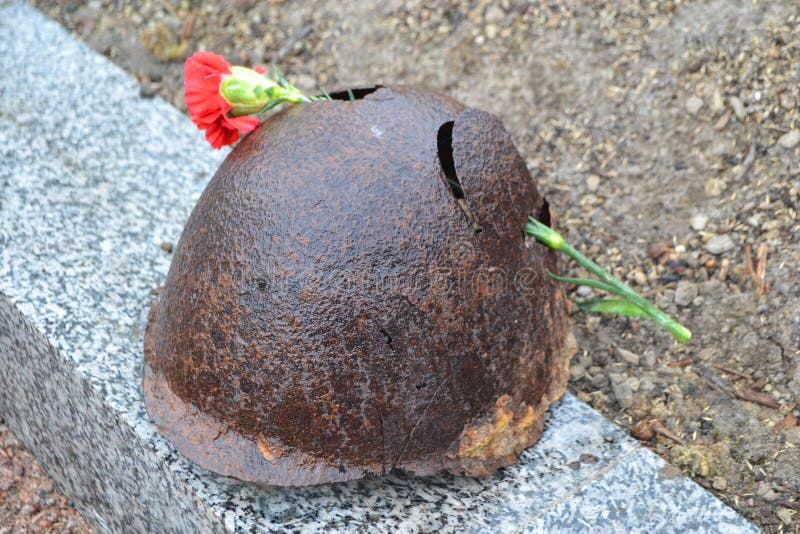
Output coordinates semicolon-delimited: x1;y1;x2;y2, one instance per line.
526;219;564;249
220;66;278;116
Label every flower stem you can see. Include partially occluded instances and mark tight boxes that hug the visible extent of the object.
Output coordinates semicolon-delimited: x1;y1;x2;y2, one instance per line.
526;217;692;343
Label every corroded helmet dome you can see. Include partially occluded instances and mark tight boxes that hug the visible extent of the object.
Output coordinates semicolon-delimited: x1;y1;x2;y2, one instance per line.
143;86;573;486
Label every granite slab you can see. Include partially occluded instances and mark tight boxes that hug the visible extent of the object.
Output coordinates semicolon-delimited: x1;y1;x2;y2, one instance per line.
0;2;758;532
520;449;756;533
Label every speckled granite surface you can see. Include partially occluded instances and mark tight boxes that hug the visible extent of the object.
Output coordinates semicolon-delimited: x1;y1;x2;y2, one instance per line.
0;2;758;533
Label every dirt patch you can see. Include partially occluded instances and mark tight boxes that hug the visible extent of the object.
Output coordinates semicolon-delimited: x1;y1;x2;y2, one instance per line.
19;0;800;531
0;421;91;533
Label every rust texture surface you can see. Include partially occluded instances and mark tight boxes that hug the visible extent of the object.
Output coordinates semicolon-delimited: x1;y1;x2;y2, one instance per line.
143;86;573;486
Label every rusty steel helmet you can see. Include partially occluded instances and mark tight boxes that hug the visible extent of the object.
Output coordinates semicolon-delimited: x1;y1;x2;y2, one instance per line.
143;86;574;486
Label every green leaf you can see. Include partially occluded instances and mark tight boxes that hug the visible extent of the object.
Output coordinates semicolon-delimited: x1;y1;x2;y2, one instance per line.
525;213;692;343
260;98;286;112
547;272;620;295
577;299;648;317
272;65;289;87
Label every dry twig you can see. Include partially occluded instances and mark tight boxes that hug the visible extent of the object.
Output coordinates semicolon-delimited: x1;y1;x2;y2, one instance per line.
631;418;685;444
745;244;769;296
272;24;313;64
734;388;780;409
745;244;756;281
712;363;752;380
719;258;730;281
652;419;685;444
773;413;798;433
714;109;732;130
756;244;768;296
695;364;736;394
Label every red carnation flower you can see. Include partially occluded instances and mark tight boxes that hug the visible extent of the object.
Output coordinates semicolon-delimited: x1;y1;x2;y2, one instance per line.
184;51;260;149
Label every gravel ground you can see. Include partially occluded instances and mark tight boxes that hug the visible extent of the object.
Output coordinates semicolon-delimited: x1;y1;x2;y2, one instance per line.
0;419;89;533
7;1;800;532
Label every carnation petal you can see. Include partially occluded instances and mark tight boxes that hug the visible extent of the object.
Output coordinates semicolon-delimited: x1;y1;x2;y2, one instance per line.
224;114;260;134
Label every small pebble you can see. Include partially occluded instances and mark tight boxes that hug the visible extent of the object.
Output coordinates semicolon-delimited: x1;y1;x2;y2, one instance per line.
705;234;735;255
705;177;724;196
586;174;600;192
585;315;600;333
484;5;505;23
139;84;157;99
778;129;800;149
777;507;795;525
648;240;672;259
655;292;672;310
638;376;655;393
617;347;640;366
728;96;746;121
569;364;585;381
589;370;608;388
710;89;725;113
611;379;634;408
576;285;593;297
712;476;728;491
674;280;698;306
756;481;778;502
626;376;640;392
690;214;708;231
685;96;703;115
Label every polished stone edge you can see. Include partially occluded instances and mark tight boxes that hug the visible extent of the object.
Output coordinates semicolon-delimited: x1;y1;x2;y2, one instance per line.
520;448;760;533
0;295;227;533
